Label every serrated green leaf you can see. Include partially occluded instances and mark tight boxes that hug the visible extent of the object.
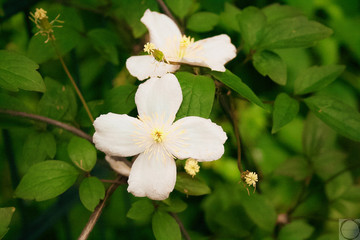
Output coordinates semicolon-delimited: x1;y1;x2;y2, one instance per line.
38;77;77;121
275;156;311;181
237;6;266;48
211;70;265;109
219;3;241;33
88;29;119;65
127;199;155;221
262;3;303;23
0;207;15;239
67;136;97;172
187;12;219;32
241;192;277;232
259;16;333;50
253;50;287;85
15;160;79;201
0;50;45;92
79;177;105;211
304;95;360;141
175;72;215;119
22;131;56;168
294;65;345;95
272;93;299;133
104;85;136;114
175;172;211;196
164;0;193;19
152;210;181;240
278;220;314;240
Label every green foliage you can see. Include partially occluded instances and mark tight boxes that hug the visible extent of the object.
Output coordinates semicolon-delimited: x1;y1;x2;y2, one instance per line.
14;160;79;201
272;93;299;133
67;136;97;172
0;50;45;92
165;0;193;19
294;65;345;95
187;12;219;32
278;220;314;240
88;29;119;65
22;131;57;167
175;172;211;196
104;85;137;114
127;199;155;221
253;50;287;85
0;207;15;239
79;177;105;211
176;72;215;119
152;210;181;240
304;95;360;141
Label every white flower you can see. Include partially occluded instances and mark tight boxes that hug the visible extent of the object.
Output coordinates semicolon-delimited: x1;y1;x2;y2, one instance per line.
93;73;227;200
126;9;237;80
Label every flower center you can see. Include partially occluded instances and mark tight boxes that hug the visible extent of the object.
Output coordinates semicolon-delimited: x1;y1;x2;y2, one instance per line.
151;128;164;143
178;35;194;59
143;42;166;62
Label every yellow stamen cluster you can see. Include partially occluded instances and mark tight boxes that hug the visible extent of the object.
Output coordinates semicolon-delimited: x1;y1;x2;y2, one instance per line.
29;8;64;43
143;42;156;54
151;128;164;143
242;171;258;187
180;35;194;48
143;42;167;63
184;158;200;177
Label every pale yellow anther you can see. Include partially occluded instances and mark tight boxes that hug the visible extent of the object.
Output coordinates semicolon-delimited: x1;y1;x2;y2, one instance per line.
144;42;156;54
34;8;48;20
184;158;200;177
151;128;164;143
180;35;194;48
244;171;258;187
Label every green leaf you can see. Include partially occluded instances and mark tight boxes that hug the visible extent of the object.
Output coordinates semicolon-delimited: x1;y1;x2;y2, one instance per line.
22;131;57;167
78;100;105;127
175;172;211;196
219;3;242;33
236;6;266;48
211;70;265;109
302;113;336;157
67;136;97;172
175;72;215;119
275;156;311;181
160;197;188;213
38;77;77;121
79;177;105;211
326;171;352;201
104;85;136;114
272;93;299;133
262;3;303;23
15;160;79;201
253;50;287;85
304;95;360;141
0;50;45;92
294;65;345;95
127;199;155;221
278;220;314;240
259;16;333;50
241;192;277;232
187;12;219;32
164;0;193;19
0;207;15;239
152;210;181;240
88;29;119;65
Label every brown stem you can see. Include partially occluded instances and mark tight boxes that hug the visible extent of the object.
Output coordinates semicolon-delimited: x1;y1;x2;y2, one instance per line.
50;40;94;123
169;212;191;240
0;109;92;142
78;175;126;240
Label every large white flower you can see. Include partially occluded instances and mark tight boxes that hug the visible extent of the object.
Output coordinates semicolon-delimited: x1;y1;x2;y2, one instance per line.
93;73;227;200
126;9;237;80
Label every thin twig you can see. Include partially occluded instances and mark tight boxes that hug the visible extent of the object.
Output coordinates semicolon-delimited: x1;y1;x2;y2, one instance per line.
0;109;92;142
169;212;191;240
50;40;94;123
100;179;124;184
155;0;177;26
78;175;126;240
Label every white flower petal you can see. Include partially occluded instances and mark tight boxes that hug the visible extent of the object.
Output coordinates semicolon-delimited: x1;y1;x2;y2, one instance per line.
126;55;180;80
141;9;181;55
105;155;131;177
127;148;176;200
182;34;237;72
166;116;227;161
135;73;182;124
93;113;147;157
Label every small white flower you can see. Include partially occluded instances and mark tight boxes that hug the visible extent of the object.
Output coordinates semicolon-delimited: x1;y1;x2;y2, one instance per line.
126;9;237;80
93;73;227;200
